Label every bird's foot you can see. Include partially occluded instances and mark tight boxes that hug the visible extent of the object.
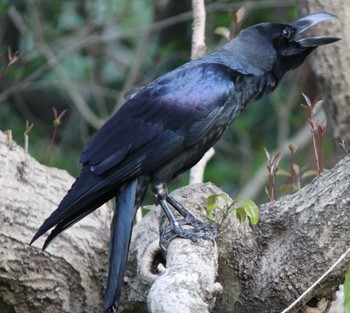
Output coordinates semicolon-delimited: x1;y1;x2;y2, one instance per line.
153;185;217;251
160;217;217;251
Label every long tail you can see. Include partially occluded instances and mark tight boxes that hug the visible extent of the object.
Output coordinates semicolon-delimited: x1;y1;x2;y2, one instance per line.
104;179;137;312
30;166;147;311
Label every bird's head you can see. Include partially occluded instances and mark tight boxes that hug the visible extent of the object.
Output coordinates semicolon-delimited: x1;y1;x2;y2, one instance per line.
229;12;340;78
273;12;340;72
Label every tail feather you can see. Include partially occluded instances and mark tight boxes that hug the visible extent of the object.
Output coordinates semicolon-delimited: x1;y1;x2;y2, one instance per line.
31;165;146;311
30;166;118;248
104;179;138;312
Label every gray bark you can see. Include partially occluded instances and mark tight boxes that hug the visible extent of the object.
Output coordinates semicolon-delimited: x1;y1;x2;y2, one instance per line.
0;131;110;313
2;126;350;313
147;186;220;313
0;130;219;313
214;157;350;313
127;172;350;313
115;188;220;313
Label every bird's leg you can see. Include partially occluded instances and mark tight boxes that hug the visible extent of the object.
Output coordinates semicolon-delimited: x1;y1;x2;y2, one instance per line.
153;183;217;250
166;195;206;226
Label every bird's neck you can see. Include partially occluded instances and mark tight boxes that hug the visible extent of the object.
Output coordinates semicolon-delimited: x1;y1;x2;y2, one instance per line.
234;71;280;108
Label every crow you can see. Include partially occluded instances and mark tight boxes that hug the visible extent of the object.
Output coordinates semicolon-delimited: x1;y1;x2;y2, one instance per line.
31;12;340;312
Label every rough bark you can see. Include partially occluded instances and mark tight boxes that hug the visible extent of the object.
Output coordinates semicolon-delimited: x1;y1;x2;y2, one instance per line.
214;155;350;313
297;0;350;153
115;188;220;313
0;131;110;313
128;162;350;313
153;172;350;313
147;186;220;313
2;125;350;313
0;130;219;313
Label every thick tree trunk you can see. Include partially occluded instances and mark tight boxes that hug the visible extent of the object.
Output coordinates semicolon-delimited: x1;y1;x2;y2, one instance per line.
0;131;110;313
127;164;350;313
143;174;350;313
215;160;350;313
297;0;350;153
2;126;350;313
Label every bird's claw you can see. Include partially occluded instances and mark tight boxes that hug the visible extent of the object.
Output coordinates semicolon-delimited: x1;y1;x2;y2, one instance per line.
160;218;217;251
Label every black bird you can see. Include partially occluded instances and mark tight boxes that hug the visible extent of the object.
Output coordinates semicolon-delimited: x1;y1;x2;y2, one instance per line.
31;13;339;312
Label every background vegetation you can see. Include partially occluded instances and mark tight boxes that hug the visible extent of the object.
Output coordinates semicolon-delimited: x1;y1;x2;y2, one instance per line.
0;0;337;204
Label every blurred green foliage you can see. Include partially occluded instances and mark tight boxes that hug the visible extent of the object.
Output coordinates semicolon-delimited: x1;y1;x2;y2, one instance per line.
0;0;337;204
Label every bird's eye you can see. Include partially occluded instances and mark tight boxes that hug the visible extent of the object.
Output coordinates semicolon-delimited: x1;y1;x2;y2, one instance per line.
282;28;292;39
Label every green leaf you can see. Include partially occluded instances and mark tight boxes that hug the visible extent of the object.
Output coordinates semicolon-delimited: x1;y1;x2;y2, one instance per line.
206;194;219;206
207;215;217;222
227;205;237;214
206;193;229;206
236;207;247;224
234;199;259;225
243;199;259;224
344;266;350;313
264;186;269;196
206;203;222;214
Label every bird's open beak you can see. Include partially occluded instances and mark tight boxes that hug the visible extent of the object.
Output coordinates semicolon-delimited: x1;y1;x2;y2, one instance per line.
290;12;341;47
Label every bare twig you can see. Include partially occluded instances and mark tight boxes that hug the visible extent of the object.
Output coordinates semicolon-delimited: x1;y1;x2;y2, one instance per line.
76;0;295;48
24;121;34;154
0;47;18;81
191;0;207;60
5;129;13;148
289;145;295;191
190;148;215;184
301;93;325;175
189;0;215;185
3;0;294;112
48;107;67;164
264;149;282;201
5;0;295;82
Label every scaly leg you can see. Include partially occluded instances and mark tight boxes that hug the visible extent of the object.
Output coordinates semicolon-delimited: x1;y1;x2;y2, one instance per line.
153;183;217;250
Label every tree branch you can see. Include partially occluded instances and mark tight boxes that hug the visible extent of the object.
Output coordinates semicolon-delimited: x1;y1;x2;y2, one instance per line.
190;147;215;184
127;154;350;313
216;153;350;312
2;126;350;313
191;0;207;60
0;130;109;312
189;0;215;184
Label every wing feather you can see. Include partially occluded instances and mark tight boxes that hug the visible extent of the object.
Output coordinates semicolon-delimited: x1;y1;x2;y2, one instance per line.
80;63;237;177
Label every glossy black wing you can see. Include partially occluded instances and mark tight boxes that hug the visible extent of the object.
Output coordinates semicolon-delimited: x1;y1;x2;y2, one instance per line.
80;63;237;177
